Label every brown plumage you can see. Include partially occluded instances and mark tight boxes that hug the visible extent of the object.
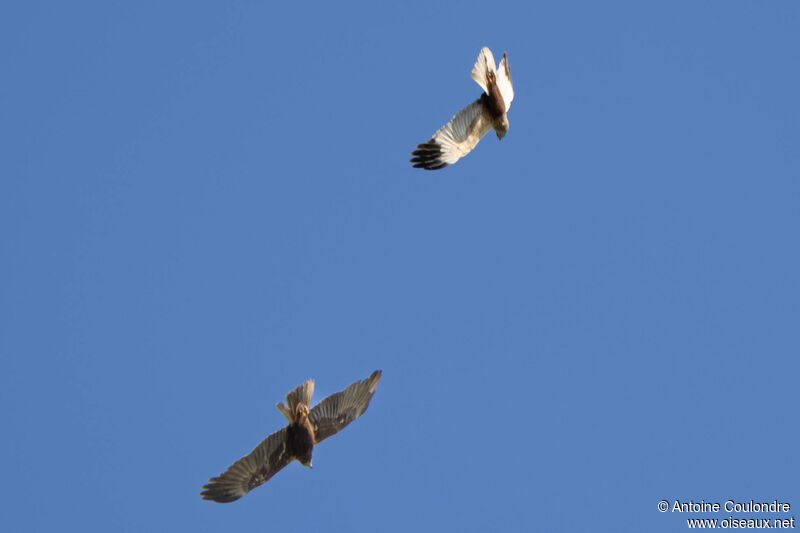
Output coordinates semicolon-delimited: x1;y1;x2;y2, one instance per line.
411;47;514;170
200;370;382;503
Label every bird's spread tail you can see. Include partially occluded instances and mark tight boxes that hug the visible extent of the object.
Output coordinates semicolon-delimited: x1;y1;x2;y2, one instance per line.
276;379;314;422
470;46;497;95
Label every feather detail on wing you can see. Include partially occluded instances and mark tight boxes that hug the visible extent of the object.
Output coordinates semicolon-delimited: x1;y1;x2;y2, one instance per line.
470;46;497;94
309;370;381;443
200;427;291;503
496;52;514;112
410;99;493;170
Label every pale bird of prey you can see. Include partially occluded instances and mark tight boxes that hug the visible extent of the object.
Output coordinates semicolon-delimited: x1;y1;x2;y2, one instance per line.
201;370;382;503
411;47;514;170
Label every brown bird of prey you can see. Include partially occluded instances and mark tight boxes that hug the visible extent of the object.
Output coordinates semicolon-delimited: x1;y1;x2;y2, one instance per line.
411;46;514;170
201;370;381;503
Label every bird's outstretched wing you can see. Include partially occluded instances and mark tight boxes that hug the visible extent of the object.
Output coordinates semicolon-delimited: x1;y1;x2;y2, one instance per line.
495;52;514;112
200;427;291;503
309;370;382;443
410;100;493;170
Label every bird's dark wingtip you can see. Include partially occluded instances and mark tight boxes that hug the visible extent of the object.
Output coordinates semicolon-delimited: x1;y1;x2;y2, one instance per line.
200;482;243;504
410;140;448;170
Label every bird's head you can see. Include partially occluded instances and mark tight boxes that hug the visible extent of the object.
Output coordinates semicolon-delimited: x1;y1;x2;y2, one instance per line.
495;116;509;140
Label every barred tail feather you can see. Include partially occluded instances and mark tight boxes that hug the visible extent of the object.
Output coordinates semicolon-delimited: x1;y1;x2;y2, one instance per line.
470;46;497;94
288;379;314;410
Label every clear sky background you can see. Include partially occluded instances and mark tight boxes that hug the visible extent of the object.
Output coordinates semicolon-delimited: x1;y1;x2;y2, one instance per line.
2;1;798;531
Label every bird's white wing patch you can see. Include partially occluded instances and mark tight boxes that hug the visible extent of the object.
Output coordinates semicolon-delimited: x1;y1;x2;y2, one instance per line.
470;46;497;94
410;99;492;169
496;52;514;112
433;99;492;163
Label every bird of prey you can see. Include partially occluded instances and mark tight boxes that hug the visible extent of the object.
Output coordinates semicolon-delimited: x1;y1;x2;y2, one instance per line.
200;370;382;503
411;46;514;170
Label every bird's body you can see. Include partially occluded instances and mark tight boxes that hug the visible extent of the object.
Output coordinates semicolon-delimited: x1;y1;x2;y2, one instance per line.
285;405;315;467
201;370;381;503
482;80;509;135
411;47;514;170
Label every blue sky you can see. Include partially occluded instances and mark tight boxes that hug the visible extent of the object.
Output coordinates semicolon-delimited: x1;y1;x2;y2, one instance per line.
2;1;798;531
